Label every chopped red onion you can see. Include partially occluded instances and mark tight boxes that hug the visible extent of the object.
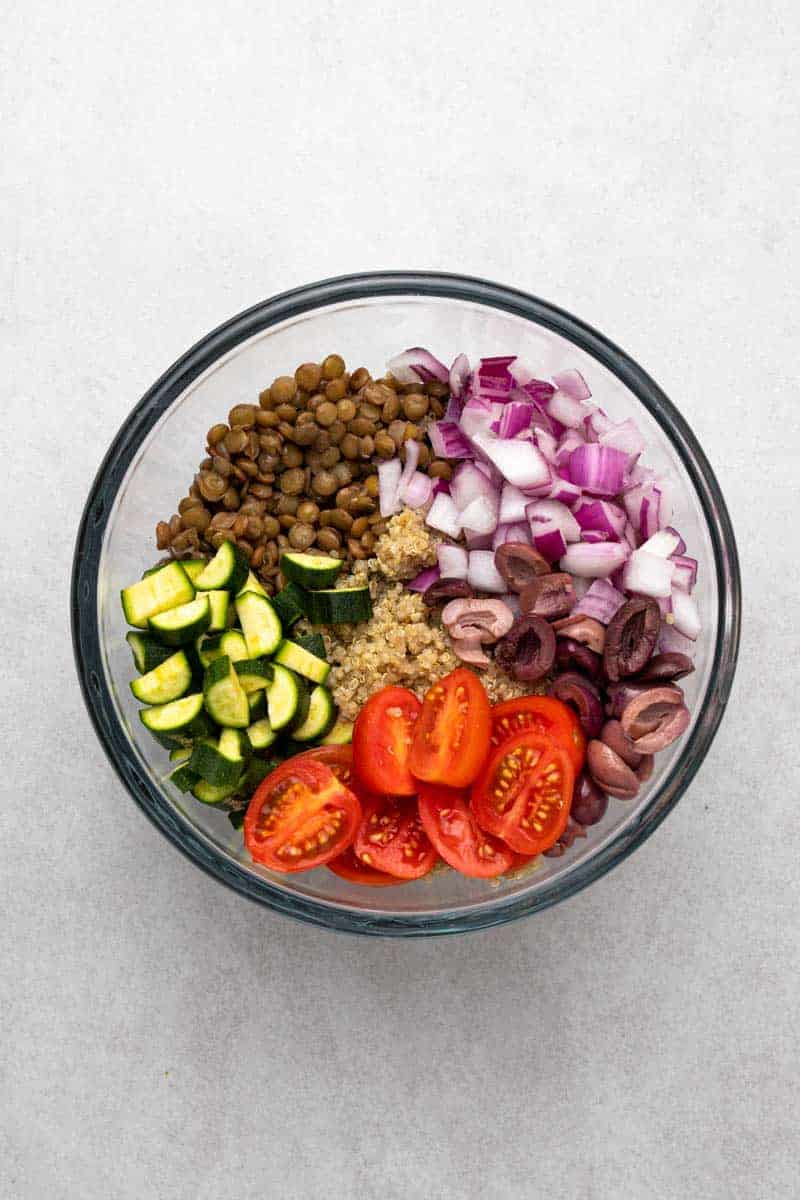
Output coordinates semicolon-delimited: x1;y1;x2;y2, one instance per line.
531;520;568;563
640;528;681;558
437;543;469;579
621;464;657;493
572;579;627;624
568;444;629;497
386;347;449;385
448;353;471;398
432;478;451;497
492;522;530;551
463;528;494;550
426;492;462;538
656;594;673;617
519;378;557;405
459;494;499;535
599;418;645;467
555;429;586;473
572;498;627;540
625;482;673;537
534;427;558;463
467;550;507;593
401;471;433;509
526;499;581;543
560;542;630;578
496;400;535;439
548;477;582;506
671;555;698;593
665;526;687;556
407;566;440;592
474;357;516;400
451;462;497;512
670;589;701;640
552;369;591;401
428;420;473;460
378;458;403;517
398;439;420;500
547;389;589;430
584;407;613;442
471;433;551;492
659;622;697;659
499;483;530;524
582;530;611;543
621;548;674;598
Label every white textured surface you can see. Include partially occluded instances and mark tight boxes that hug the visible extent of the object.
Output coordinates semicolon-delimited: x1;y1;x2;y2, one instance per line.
3;2;799;1197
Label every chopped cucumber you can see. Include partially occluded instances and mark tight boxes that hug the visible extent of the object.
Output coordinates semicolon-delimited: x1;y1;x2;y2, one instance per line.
180;559;208;584
242;758;274;789
247;690;267;720
290;685;336;742
280;552;343;589
235;592;282;658
291;631;328;661
233;657;274;693
192;777;243;805
321;719;353;746
121;561;195;628
203;655;250;729
168;748;199;792
220;629;248;663
237;570;268;598
274;639;331;685
140;692;206;739
194;540;249;593
196;632;225;669
287;681;311;732
265;663;302;731
207;590;230;631
270;583;305;630
130;650;193;705
148;595;211;646
190;729;251;788
126;631;175;674
300;585;372;625
247;716;277;752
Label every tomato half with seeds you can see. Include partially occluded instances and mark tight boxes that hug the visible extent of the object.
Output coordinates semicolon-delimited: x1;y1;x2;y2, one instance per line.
408;667;491;788
417;783;514;879
327;845;407;887
353;795;437;880
352;686;421;796
244;757;361;872
490;696;586;775
471;731;574;856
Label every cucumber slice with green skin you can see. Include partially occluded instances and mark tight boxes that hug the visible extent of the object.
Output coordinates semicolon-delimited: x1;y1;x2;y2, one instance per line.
207;590;230;631
265;663;302;731
203;655;250;729
247;690;267;720
290;632;328;661
220;629;249;663
290;685;337;742
242;757;275;790
180;559;208;584
274;639;331;685
270;583;305;630
247;716;277;751
126;631;175;674
287;681;311;732
148;595;211;646
140;692;206;737
194;540;249;593
168;747;199;792
237;570;268;598
121;561;195;628
236;592;282;658
192;776;244;805
189;730;251;787
130;650;193;705
233;657;274;693
320;719;353;746
196;632;225;669
300;586;372;625
280;552;343;589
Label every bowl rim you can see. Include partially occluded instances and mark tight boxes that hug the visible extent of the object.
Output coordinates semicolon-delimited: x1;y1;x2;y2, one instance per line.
71;270;741;936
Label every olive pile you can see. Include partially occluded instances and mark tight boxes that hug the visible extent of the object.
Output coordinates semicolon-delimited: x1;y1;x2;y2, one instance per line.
156;356;453;593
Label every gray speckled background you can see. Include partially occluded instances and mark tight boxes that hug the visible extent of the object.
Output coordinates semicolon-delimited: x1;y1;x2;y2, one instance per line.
3;2;798;1197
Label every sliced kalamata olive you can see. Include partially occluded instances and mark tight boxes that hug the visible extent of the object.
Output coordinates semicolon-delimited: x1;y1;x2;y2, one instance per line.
423;577;473;606
543;817;587;857
636;755;654;782
547;672;604;738
626;702;691;754
570;773;609;826
552;614;606;654
605;680;680;719
604;597;661;681
555;637;602;680
635;652;695;683
494;543;551;592
519;573;576;620
494;615;556;681
586;740;640;800
600;719;642;768
620;686;686;740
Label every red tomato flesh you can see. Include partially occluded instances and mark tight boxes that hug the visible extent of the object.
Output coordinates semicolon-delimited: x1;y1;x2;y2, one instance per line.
352;686;421;796
471;731;574;856
417;782;514;878
409;667;491;788
490;696;586;775
353;795;437;880
327;845;407;887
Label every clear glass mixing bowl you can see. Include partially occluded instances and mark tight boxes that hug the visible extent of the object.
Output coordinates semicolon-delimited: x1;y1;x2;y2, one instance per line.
72;272;741;935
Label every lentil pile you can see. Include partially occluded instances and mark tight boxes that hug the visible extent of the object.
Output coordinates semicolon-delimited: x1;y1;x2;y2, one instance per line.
155;356;453;594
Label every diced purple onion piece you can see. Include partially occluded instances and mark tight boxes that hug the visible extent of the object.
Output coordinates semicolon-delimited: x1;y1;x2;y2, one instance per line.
572;579;627;625
572;498;627;540
386;347;449;385
467;550;507;593
378;457;403;517
531;521;568;563
437;543;469;580
499;482;529;524
640;528;681;558
568;444;629;497
599;418;645;467
547;389;588;430
401;471;433;509
428;420;473;460
560;542;630;578
526;498;581;543
426;492;462;538
669;589;701;640
621;549;675;598
448;353;471;398
670;555;698;593
407;566;440;592
552;369;591;401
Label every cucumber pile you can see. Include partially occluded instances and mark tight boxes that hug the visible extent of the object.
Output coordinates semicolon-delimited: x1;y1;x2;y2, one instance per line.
122;541;358;812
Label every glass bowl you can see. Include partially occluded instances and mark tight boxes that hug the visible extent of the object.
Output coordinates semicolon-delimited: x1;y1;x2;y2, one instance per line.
72;272;741;936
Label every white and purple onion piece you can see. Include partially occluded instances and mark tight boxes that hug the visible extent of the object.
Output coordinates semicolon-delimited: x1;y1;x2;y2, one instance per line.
531;520;568;562
499;482;529;524
378;457;403;517
621;548;675;598
401;471;433;509
572;579;627;624
407;566;440;593
428;420;473;460
467;550;507;593
526;498;581;543
471;433;552;492
552;368;591;402
437;543;469;580
598;418;645;468
426;492;462;539
573;498;627;540
669;589;701;640
670;555;698;592
560;542;630;578
546;389;589;430
492;521;530;550
567;443;629;498
386;347;449;385
448;353;471;398
639;528;681;558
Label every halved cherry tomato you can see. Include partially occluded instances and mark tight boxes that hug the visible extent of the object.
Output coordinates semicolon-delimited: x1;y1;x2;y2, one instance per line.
417;782;514;878
471;731;574;856
490;696;586;775
295;744;356;786
327;845;407;887
352;686;421;796
353;795;437;880
244;757;361;873
408;667;491;788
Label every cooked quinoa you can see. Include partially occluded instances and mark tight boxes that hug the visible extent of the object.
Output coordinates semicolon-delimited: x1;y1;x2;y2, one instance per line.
373;507;439;581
